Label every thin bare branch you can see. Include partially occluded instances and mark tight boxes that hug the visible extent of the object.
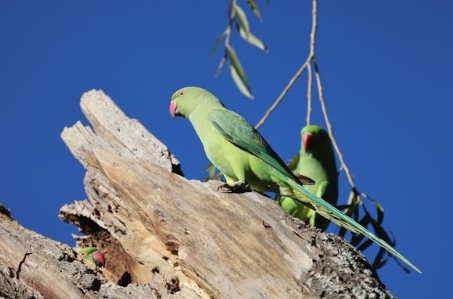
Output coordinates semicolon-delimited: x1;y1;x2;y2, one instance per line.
312;58;356;187
255;0;318;129
255;59;311;129
224;0;236;47
309;0;318;52
306;62;313;126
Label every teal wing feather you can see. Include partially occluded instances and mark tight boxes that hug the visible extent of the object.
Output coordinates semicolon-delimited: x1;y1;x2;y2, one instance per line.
208;109;314;185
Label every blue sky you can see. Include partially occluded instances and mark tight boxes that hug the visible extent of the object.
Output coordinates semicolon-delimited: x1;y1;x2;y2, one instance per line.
1;1;451;297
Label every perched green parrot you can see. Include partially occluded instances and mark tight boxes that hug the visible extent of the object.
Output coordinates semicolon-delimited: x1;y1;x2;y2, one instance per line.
78;247;105;267
169;86;421;274
278;125;338;231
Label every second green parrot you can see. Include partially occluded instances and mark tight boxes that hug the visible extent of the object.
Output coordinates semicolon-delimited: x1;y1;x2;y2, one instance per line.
278;125;338;231
78;246;105;267
169;86;420;273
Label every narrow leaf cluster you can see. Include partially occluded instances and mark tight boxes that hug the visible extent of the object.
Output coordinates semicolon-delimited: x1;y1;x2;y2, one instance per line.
212;0;269;99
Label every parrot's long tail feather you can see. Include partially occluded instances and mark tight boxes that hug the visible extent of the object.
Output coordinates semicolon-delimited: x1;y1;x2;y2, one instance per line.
286;178;422;274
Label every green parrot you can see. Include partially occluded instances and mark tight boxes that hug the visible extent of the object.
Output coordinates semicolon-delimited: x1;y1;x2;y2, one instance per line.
78;247;105;267
169;86;421;274
278;125;338;231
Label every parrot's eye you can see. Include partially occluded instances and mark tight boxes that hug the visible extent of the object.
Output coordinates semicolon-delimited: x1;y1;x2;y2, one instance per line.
179;90;186;97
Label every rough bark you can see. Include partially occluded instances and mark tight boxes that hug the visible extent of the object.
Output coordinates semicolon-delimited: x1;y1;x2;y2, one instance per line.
0;90;396;299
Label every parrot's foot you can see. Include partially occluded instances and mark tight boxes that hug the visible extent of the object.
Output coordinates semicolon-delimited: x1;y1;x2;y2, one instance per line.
217;181;251;193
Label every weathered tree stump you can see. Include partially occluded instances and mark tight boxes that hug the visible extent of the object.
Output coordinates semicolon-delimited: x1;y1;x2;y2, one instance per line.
0;90;395;299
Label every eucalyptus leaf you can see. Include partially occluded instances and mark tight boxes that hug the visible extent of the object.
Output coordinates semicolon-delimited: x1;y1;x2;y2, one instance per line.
237;24;268;53
234;4;250;37
211;33;225;59
229;62;254;99
226;45;249;88
246;0;262;22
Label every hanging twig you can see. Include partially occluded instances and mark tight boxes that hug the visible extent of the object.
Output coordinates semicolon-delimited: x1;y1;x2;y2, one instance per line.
312;58;356;188
306;62;313;126
254;57;312;129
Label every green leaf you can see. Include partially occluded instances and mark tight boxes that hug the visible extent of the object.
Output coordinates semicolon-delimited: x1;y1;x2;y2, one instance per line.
374;201;385;225
227;1;234;20
356;237;373;252
226;45;249;88
372;248;388;270
211;33;225;59
246;0;262;22
226;45;253;98
361;191;384;213
215;55;227;78
361;191;385;224
343;190;360;216
371;198;385;213
229;62;254;99
234;4;250;37
237;24;268;53
204;163;223;181
206;163;217;178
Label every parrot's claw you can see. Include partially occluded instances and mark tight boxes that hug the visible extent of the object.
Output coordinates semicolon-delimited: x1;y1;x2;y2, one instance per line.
217;181;251;193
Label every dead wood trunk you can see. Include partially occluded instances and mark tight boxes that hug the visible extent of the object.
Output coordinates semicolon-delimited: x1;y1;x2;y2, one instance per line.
0;90;395;299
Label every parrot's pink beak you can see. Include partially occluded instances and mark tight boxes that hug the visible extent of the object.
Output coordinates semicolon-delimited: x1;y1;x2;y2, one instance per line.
169;100;178;118
303;132;314;152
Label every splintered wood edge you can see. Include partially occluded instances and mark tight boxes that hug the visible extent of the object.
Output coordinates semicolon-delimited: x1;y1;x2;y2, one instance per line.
61;89;180;175
81;89;180;172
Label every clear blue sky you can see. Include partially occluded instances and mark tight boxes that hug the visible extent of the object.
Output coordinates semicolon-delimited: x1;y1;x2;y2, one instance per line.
1;1;451;297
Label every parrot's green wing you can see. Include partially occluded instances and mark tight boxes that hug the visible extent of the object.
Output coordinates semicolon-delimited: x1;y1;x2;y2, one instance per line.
208;109;314;185
208;109;421;274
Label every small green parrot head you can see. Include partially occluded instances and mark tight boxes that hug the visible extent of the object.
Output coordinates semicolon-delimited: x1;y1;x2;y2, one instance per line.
301;125;331;155
78;246;106;267
169;86;224;118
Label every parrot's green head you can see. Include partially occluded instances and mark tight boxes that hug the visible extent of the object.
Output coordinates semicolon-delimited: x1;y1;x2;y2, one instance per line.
78;246;106;267
301;125;331;154
169;86;224;119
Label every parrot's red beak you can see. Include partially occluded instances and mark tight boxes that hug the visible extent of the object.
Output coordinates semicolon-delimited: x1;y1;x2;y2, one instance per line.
303;132;315;152
93;251;106;267
169;100;178;118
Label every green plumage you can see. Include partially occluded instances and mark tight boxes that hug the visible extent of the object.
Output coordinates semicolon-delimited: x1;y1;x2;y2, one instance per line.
169;86;421;274
278;125;338;231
